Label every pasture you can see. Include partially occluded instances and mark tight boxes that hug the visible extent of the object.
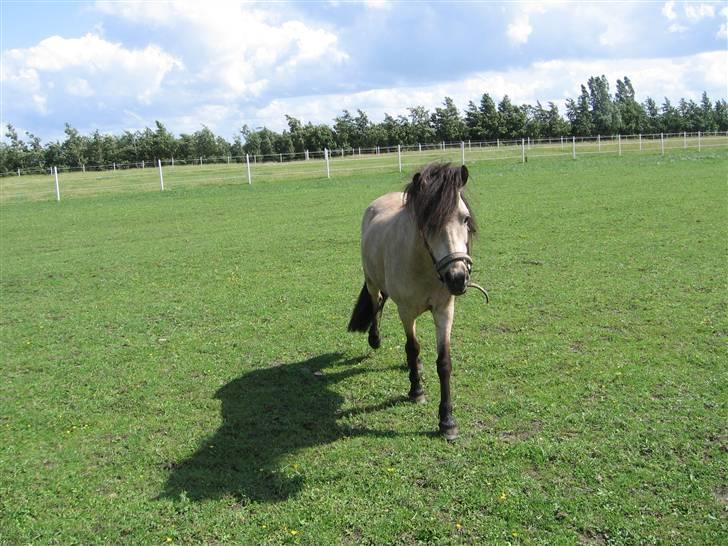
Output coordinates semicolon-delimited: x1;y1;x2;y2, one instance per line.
1;150;726;544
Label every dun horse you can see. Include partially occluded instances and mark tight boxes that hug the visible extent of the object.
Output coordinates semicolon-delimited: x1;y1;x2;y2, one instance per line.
348;163;481;440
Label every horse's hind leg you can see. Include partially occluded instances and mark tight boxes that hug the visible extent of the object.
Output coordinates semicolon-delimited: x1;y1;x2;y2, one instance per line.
362;279;385;349
399;308;425;403
367;290;387;349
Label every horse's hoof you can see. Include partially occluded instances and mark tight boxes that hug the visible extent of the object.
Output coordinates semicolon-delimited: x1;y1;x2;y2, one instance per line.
439;423;459;441
409;392;426;404
368;334;381;350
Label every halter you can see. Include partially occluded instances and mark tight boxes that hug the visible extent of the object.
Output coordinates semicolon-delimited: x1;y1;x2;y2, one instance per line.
420;231;473;282
421;231;489;303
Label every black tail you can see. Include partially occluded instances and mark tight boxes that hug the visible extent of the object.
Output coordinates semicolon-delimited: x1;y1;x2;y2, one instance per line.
347;283;374;332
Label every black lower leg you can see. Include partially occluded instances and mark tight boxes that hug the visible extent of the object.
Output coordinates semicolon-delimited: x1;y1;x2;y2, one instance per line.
406;334;424;401
367;294;387;349
437;347;457;438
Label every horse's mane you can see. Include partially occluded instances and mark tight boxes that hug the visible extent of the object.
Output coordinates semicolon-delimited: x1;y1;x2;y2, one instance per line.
403;163;477;236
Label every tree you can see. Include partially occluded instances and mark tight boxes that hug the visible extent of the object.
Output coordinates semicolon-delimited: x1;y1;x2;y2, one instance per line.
432;97;466;142
380;113;405;146
406;106;435;144
464;100;483;141
715;99;728;131
61;123;86;167
479;93;500;141
353;110;373;147
566;85;593;136
699;92;717;132
643;97;661;133
587;75;620;135
333;110;356;148
153;121;177;160
4;124;27;170
497;95;526;139
661;98;682;133
615;77;645;134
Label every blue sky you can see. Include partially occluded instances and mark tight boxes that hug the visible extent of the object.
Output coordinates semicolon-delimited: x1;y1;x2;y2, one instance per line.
2;1;726;142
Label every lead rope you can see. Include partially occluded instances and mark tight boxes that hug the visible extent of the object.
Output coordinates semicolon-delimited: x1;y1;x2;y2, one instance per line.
466;282;489;303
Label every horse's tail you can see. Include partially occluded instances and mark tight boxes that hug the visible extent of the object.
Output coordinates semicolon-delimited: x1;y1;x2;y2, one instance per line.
347;283;374;333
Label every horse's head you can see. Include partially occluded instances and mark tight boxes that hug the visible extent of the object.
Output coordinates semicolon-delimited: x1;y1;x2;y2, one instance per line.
405;163;477;296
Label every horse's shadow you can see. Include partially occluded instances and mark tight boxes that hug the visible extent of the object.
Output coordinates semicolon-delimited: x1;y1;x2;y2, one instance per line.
160;352;403;503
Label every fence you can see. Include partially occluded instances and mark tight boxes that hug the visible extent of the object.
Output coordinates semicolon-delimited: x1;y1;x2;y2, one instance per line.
1;131;727;203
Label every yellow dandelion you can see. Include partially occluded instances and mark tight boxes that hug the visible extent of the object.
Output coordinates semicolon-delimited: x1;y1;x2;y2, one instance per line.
289;529;299;536
499;492;507;501
165;538;173;543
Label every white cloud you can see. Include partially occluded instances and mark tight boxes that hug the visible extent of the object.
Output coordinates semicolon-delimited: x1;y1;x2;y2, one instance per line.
507;17;533;45
363;0;391;9
719;7;728;39
2;33;182;112
505;2;550;45
683;3;715;23
245;50;728;134
94;1;348;99
663;1;723;34
661;1;677;20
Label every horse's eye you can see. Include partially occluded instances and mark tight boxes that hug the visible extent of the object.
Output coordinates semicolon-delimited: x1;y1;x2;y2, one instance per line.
463;216;470;225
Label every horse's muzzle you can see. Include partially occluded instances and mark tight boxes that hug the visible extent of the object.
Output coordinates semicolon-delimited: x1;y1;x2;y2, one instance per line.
443;265;469;296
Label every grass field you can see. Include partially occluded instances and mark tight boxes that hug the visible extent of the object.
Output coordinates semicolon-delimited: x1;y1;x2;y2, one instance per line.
1;150;726;544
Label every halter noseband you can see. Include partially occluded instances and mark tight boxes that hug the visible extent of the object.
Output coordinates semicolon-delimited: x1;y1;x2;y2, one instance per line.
420;231;473;282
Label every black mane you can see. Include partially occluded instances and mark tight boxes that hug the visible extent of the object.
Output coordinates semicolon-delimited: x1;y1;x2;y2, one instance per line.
403;163;477;236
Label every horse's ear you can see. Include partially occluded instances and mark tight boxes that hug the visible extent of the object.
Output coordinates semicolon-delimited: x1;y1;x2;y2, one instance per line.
460;165;469;186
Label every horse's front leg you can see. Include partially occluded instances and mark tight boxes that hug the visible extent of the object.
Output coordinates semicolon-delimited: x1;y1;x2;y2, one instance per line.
433;300;457;440
399;308;425;403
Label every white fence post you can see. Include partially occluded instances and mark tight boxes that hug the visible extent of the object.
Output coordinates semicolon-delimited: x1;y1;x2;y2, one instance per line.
684;131;687;149
497;138;500;148
661;133;664;155
698;131;701;152
560;136;563;151
598;134;601;152
398;144;402;173
158;159;164;191
461;141;465;165
618;134;621;156
419;143;422;153
82;164;85;173
521;138;525;163
171;156;175;167
199;157;203;166
572;136;576;159
113;162;116;171
325;148;330;179
17;168;20;176
246;154;251;184
639;134;642;151
54;166;60;202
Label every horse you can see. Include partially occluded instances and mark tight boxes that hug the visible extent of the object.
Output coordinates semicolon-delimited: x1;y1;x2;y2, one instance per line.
347;162;481;440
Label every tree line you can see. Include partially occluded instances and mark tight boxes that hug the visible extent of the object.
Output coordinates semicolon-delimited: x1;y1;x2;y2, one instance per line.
2;75;726;173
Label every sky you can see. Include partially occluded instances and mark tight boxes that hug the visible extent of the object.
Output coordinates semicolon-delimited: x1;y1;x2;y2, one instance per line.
1;0;727;142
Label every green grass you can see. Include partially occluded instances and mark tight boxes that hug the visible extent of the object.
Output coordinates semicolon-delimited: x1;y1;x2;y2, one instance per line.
1;150;726;544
